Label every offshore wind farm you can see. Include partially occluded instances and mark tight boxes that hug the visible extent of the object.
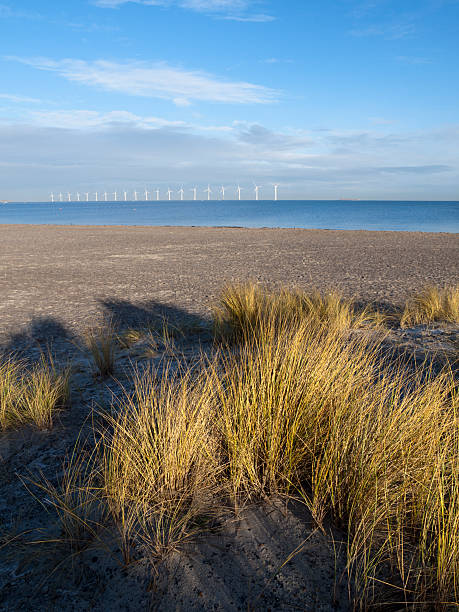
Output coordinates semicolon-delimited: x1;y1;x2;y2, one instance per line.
49;184;281;202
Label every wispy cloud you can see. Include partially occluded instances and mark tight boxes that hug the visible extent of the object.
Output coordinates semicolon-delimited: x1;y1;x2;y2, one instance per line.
0;93;42;103
350;22;416;38
8;57;279;105
0;3;42;19
396;55;433;65
92;0;274;21
27;109;186;130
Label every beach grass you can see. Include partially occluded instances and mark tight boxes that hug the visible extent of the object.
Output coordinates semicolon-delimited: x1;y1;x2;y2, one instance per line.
83;323;116;377
0;355;69;431
401;284;459;326
213;282;385;342
16;283;459;607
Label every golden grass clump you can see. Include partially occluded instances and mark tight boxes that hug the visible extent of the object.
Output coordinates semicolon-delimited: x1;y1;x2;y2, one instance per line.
0;355;69;431
100;366;220;561
213;282;384;341
84;323;116;377
401;284;459;326
30;284;459;606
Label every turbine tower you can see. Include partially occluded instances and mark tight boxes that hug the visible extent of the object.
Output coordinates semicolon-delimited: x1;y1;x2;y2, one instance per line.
59;192;63;202
237;185;242;201
76;192;80;202
144;188;149;201
220;186;226;201
204;185;212;201
167;188;172;201
179;187;184;201
123;190;127;202
67;192;71;202
104;191;108;202
254;185;261;201
113;191;117;201
156;189;160;201
85;192;89;202
95;192;98;202
133;190;138;201
191;187;197;201
50;193;54;203
273;184;279;201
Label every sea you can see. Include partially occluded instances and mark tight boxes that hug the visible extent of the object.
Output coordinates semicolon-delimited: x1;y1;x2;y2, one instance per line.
0;200;458;232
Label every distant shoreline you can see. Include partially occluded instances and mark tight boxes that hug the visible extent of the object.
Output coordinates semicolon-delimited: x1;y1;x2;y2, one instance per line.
0;223;458;234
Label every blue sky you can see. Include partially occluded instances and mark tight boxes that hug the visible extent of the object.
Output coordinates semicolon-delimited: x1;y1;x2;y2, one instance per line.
0;0;458;200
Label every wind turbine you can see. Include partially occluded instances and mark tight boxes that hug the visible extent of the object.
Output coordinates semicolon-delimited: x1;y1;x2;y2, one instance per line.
204;185;212;201
103;191;108;202
123;190;127;202
67;192;71;202
178;187;184;201
95;192;98;202
76;192;80;202
220;186;226;201
113;191;117;201
133;190;138;201
167;188;172;201
156;189;160;201
273;184;279;201
191;187;197;201
144;188;149;201
50;193;54;203
237;185;242;201
254;185;261;201
59;192;63;202
85;192;89;202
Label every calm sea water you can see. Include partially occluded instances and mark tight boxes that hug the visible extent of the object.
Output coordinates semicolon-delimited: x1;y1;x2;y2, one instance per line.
0;200;458;232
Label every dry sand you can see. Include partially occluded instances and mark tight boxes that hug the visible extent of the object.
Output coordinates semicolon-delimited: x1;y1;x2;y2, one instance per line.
0;225;457;342
0;225;457;611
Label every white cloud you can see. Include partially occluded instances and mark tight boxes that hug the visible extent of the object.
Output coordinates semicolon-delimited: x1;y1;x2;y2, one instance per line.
0;93;41;103
92;0;274;21
27;109;187;130
0;114;457;200
9;57;279;105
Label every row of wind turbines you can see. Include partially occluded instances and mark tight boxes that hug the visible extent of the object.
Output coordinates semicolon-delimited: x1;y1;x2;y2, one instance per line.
50;184;280;203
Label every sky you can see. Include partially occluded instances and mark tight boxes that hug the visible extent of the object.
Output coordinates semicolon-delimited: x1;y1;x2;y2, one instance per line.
0;0;458;201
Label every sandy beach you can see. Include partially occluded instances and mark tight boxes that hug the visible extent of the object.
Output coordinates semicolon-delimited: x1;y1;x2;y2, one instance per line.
0;225;457;344
0;225;458;611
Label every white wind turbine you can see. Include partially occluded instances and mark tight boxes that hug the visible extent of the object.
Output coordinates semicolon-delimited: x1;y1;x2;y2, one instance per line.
167;188;172;201
123;190;127;201
191;187;197;201
113;191;117;201
204;185;212;201
178;187;185;201
67;192;71;202
254;184;261;201
273;184;279;201
85;192;89;201
59;192;63;202
220;186;226;201
144;188;149;201
155;189;160;201
95;192;98;202
237;185;242;201
133;190;138;201
76;192;80;202
50;192;54;203
103;191;108;202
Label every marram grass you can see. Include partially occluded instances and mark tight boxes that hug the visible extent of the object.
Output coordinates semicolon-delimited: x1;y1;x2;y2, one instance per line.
0;355;69;430
213;282;385;341
24;283;459;608
401;284;459;326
